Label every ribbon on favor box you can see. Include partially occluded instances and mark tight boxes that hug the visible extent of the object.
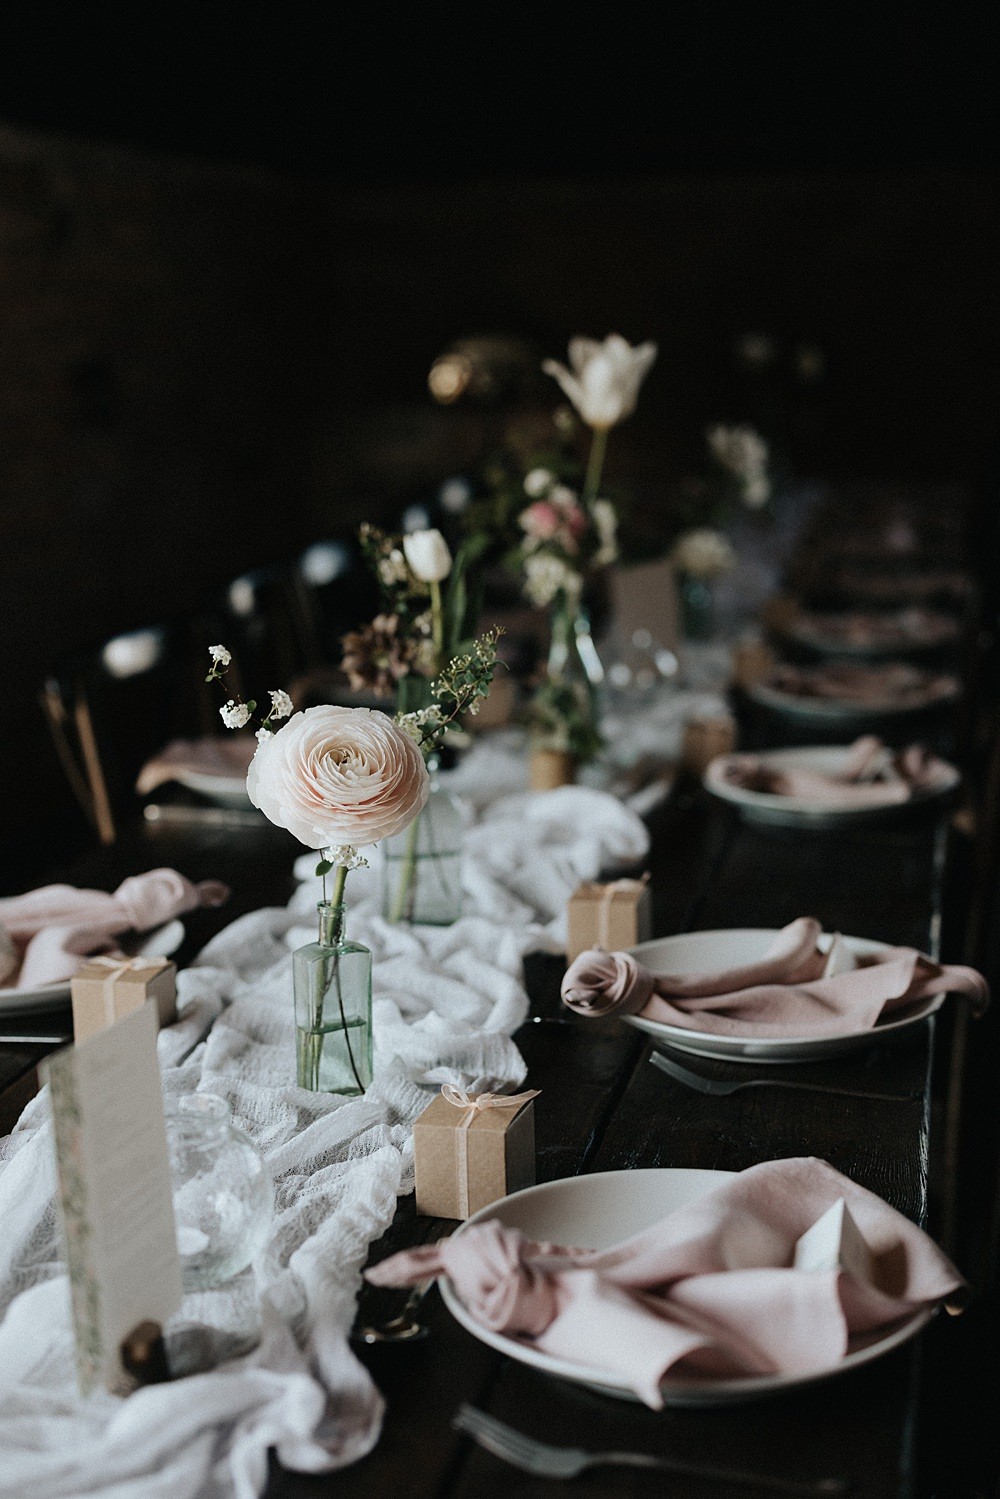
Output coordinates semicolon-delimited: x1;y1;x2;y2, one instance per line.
594;874;650;952
439;1084;541;1220
87;955;167;1027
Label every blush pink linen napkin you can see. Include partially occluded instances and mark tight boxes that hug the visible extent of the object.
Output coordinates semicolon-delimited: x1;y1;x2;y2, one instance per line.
135;737;256;796
0;869;229;989
366;1157;964;1407
720;736;953;808
560;917;989;1033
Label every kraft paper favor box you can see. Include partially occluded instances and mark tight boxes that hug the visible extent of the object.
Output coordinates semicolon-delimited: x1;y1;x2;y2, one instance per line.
566;878;652;963
71;957;177;1043
413;1087;538;1220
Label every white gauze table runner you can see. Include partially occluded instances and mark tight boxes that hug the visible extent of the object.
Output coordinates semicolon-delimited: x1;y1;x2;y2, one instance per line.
0;777;648;1499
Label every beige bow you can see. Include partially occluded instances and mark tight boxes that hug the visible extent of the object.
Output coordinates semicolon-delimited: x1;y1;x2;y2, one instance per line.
88;955;165;1026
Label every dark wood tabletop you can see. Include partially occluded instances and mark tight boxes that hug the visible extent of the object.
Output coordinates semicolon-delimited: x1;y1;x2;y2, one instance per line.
0;761;977;1499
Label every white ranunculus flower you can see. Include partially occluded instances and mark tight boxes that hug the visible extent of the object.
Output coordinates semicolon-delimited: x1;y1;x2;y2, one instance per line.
403;528;452;584
542;334;657;430
247;705;429;849
671;527;737;581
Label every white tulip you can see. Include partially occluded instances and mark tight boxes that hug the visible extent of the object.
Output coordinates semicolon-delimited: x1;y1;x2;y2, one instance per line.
542;334;657;430
403;528;453;583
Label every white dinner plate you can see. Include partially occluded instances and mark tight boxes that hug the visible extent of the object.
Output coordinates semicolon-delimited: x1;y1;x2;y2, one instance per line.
746;673;960;723
703;746;960;829
170;768;253;809
440;1168;932;1406
622;928;943;1063
0;919;185;1016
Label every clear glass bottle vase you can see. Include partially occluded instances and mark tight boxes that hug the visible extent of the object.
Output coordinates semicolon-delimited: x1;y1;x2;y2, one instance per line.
293;901;372;1094
381;756;464;925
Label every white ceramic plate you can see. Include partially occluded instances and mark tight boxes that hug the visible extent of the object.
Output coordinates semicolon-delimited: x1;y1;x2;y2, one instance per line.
0;919;185;1016
440;1168;932;1406
622;928;943;1063
170;769;253;809
704;746;960;829
746;673;960;722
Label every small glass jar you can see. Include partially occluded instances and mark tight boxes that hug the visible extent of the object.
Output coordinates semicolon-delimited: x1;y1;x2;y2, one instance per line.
293;901;373;1093
164;1094;273;1291
381;757;464;925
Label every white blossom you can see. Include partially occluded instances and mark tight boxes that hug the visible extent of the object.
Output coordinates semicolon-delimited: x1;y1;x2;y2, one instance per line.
268;689;293;720
323;844;369;871
542;334;657;430
523;553;583;609
397;706;441;743
208;644;231;666
706;423;771;507
523;467;555;498
403;528;453;584
671;527;736;580
591;498;619;565
377;549;410;587
219;700;252;729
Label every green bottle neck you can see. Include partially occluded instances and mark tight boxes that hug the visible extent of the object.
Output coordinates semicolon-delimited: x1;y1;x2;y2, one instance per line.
317;901;346;946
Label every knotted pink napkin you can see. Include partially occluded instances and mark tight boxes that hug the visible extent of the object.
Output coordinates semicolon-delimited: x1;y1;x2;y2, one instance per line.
560;917;989;1033
720;736;954;808
0;869;229;989
135;737;256;796
366;1156;964;1407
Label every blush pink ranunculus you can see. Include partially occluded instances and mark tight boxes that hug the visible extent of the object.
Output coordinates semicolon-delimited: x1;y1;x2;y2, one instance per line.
247;706;430;849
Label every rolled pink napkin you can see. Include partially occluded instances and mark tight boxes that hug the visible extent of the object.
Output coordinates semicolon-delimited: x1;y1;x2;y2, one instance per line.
721;736;953;807
560;916;989;1033
0;869;229;989
367;1156;964;1407
135;737;256;796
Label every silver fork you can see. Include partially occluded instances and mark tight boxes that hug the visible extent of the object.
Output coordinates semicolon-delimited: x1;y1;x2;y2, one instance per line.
649;1049;914;1103
453;1404;849;1494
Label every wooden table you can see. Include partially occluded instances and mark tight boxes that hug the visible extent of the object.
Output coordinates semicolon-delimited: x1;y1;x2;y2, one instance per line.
0;778;979;1498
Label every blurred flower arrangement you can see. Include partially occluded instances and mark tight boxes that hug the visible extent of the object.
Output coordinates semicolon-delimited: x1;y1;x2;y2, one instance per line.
342;526;499;742
340;525;501;923
465;334;657;776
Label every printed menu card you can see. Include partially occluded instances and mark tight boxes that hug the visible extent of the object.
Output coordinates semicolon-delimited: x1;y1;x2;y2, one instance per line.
43;1001;182;1393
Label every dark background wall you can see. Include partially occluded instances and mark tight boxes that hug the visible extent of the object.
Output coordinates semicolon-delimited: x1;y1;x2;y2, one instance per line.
1;6;998;873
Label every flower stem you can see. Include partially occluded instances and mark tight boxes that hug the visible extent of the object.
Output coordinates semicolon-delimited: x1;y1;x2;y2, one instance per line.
582;426;609;509
389;811;423;922
430;579;445;672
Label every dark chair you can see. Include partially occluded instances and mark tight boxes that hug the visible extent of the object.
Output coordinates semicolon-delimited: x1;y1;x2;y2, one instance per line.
39;621;214;843
197;562;323;701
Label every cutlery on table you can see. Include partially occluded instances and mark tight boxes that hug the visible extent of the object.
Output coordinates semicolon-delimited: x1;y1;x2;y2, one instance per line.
452;1404;850;1494
353;1278;434;1345
649;1049;915;1102
143;804;263;829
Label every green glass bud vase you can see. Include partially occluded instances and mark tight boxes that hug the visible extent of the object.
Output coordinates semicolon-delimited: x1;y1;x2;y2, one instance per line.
381;755;464;925
293;901;372;1094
